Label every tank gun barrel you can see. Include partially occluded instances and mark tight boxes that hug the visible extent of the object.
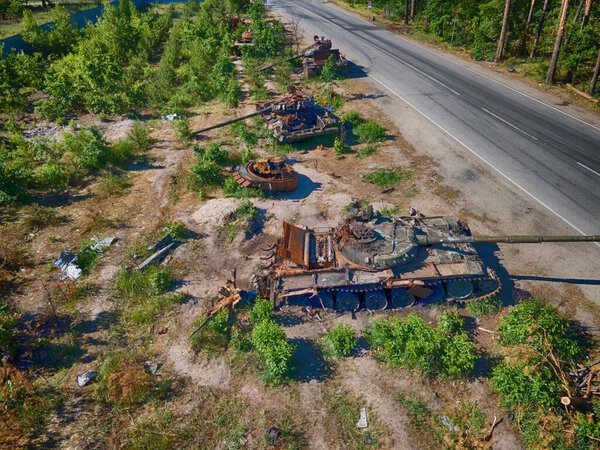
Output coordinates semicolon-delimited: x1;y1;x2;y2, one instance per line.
259;52;305;72
416;235;600;246
194;106;271;135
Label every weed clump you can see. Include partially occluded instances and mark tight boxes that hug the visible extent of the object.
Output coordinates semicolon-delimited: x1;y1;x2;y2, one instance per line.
322;324;357;359
251;318;294;384
354;119;386;143
189;308;231;356
467;296;502;317
362;168;411;189
367;313;475;379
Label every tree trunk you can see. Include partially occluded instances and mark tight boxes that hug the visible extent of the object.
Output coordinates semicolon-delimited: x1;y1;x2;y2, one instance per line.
404;0;409;24
530;0;551;58
520;0;537;55
495;0;512;62
564;0;585;47
410;0;415;21
581;0;592;27
546;0;570;84
588;45;600;95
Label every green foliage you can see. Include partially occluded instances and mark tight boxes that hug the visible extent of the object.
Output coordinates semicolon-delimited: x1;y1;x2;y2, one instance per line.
173;117;192;143
223;199;257;242
357;145;378;158
322;324;357;359
319;55;340;82
362;168;411;189
333;137;352;155
190;143;230;189
354;119;387;144
0;0;24;19
575;401;600;449
437;311;463;335
367;313;475;379
491;299;584;410
251;318;294;383
0;302;18;359
315;84;344;109
99;172;132;197
189;308;231;355
467;296;502;317
231;122;258;148
21;6;81;56
342;110;362;127
250;297;273;324
0;51;45;112
164;221;188;240
497;298;581;362
274;61;294;92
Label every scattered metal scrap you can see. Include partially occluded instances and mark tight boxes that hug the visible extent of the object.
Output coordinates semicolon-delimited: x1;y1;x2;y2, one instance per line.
54;236;116;280
135;233;180;271
562;363;600;408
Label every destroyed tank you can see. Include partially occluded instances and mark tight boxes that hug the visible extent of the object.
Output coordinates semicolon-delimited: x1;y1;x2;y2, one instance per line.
195;92;340;143
254;206;600;312
227;158;298;192
259;36;348;76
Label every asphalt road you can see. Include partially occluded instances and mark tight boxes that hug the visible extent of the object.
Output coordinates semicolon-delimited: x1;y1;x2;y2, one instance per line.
269;0;600;236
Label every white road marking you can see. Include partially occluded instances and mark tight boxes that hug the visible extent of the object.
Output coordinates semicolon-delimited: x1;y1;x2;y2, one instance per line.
369;74;599;246
577;161;600;178
380;30;600;133
481;107;539;141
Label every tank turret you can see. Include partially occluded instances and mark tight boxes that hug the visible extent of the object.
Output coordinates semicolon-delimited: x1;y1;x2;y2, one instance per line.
227;158;298;192
256;206;600;312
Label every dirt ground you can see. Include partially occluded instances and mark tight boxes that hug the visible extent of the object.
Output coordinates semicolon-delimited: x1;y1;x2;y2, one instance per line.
4;15;600;450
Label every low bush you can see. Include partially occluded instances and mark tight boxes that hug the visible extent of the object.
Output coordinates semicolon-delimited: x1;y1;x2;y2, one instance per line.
250;297;273;324
333;137;352;156
251;318;294;383
354;119;387;143
173;117;192;143
367;313;475;378
189;308;231;356
342;110;362;127
223;199;257;242
322;324;357;359
319;55;340;82
315;84;344;109
99;172;132;197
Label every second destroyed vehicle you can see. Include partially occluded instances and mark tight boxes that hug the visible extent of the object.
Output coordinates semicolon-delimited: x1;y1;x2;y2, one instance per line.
195;92;340;143
254;206;600;312
227;158;298;192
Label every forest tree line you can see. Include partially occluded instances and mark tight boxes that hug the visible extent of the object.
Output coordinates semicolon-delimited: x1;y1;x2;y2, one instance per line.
346;0;600;95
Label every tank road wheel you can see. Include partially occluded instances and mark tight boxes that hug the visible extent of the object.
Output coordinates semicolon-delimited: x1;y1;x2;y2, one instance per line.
420;284;445;305
287;294;312;307
316;291;334;310
390;288;414;308
365;290;388;311
476;278;500;296
446;280;475;299
335;292;361;313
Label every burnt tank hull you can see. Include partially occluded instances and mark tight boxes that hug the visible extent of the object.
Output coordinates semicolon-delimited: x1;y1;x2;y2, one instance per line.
265;218;500;312
231;158;298;192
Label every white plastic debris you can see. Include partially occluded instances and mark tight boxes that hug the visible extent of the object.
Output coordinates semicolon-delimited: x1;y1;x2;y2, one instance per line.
144;361;159;375
54;236;116;280
77;371;98;387
439;415;457;433
356;407;368;429
54;251;82;280
162;113;180;121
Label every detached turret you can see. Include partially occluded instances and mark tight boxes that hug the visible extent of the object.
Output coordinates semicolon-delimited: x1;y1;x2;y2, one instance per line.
255;206;600;313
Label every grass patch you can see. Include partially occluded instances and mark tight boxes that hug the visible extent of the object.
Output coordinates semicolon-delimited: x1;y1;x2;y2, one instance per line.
189;308;231;357
222;199;258;242
342;109;362;127
354;120;386;144
362;168;411;189
315;84;344;109
467;296;502;317
173;117;192;143
99;171;132;197
333;137;353;156
19;204;65;230
357;144;378;158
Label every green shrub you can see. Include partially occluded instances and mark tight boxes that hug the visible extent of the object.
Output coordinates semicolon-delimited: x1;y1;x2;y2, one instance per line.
99;172;132;197
322;324;357;358
35;163;69;190
231;123;258;148
437;311;463;335
0;303;18;359
127;121;153;153
189;308;231;355
367;313;475;378
315;84;344;109
319;55;339;82
250;298;274;324
362;168;411;189
354;119;387;143
333;137;352;156
467;296;502;317
173;117;192;143
251;319;294;383
342;110;362;127
164;221;188;240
